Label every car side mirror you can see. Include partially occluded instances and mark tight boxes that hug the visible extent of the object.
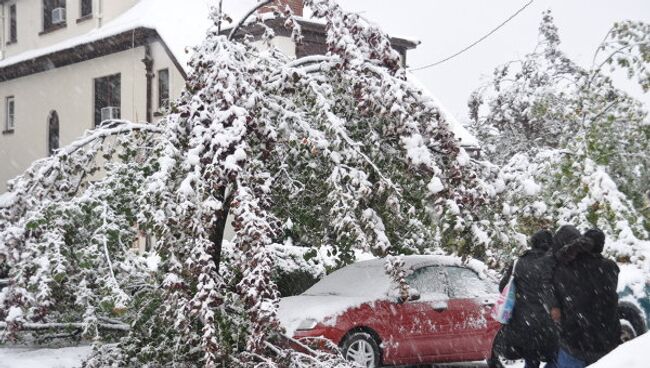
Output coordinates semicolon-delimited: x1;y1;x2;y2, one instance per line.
409;289;421;301
396;288;421;304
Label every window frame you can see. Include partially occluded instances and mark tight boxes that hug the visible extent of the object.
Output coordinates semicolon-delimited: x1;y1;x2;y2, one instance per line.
93;73;122;127
8;3;17;44
79;0;92;21
42;0;67;34
47;111;60;156
5;96;16;132
158;68;170;110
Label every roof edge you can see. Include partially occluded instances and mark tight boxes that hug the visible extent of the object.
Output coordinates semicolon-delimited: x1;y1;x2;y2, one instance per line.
0;27;159;83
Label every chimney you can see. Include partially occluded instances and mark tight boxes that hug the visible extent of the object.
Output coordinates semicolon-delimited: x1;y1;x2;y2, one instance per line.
260;0;303;17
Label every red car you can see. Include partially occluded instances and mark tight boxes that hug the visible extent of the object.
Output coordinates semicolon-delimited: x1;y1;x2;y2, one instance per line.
278;255;501;367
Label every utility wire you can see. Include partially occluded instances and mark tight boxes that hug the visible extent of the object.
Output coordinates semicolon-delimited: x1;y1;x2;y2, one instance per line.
410;0;535;72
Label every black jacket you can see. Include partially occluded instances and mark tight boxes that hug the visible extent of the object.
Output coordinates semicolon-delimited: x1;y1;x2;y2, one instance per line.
553;249;621;363
498;249;558;361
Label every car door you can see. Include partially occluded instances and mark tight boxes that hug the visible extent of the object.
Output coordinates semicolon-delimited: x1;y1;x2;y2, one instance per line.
445;266;500;360
382;265;462;365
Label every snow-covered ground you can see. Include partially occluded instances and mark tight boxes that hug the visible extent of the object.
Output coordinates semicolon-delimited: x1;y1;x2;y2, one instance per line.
589;332;650;368
0;344;524;368
0;346;93;368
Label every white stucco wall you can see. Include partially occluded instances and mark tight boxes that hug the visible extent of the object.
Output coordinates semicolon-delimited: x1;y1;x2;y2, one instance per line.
0;45;150;191
0;33;298;192
1;0;137;59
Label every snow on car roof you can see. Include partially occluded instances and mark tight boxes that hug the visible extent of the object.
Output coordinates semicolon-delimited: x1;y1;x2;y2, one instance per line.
303;255;489;298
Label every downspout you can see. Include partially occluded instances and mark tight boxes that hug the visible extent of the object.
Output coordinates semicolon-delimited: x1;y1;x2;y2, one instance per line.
142;43;154;123
1;4;6;60
96;0;103;28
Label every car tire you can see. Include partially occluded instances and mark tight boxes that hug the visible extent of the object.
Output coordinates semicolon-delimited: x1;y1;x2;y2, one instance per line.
618;303;647;342
620;319;637;343
341;332;381;368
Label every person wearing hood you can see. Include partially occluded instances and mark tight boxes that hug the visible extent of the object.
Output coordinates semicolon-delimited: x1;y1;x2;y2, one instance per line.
495;229;559;368
548;225;581;319
551;228;621;367
550;225;582;257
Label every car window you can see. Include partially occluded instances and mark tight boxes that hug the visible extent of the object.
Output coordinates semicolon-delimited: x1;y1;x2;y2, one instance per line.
405;266;448;298
446;267;496;298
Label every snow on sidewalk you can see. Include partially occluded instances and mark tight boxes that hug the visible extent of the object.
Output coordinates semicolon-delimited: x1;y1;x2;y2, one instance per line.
0;345;92;368
589;332;650;368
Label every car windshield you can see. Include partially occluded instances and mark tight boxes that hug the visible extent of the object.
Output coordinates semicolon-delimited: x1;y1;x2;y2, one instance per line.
303;262;391;297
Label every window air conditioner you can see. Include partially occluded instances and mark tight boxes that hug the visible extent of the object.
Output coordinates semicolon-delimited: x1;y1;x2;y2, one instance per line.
52;7;66;24
101;106;120;122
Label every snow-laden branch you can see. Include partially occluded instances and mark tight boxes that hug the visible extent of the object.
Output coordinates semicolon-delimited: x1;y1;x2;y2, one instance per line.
228;0;274;41
0;321;130;331
60;120;163;157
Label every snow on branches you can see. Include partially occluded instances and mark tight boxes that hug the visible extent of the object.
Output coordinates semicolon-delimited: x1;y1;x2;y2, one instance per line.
468;11;650;275
2;0;494;366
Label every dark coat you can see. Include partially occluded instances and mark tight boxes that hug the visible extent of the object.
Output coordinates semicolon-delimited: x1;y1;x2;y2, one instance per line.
498;248;559;361
553;245;621;363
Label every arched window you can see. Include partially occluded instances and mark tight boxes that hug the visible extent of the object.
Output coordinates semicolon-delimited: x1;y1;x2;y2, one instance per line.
48;111;60;156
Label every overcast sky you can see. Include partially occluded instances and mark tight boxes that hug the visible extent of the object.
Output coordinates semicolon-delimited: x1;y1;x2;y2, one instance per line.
334;0;650;124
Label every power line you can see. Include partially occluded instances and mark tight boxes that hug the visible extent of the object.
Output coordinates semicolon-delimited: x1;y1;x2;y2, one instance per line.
410;0;535;72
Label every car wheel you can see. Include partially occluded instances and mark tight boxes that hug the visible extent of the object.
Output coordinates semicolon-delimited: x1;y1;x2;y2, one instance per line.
620;319;637;343
618;303;647;342
341;332;381;368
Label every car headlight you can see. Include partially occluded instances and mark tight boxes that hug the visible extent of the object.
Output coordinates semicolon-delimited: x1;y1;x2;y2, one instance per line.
296;318;318;331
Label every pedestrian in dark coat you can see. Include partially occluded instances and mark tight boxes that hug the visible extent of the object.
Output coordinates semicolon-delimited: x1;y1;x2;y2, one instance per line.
552;228;621;367
496;229;559;368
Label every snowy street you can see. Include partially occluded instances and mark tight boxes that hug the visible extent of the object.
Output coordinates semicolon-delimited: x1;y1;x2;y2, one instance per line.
0;345;522;368
0;346;93;368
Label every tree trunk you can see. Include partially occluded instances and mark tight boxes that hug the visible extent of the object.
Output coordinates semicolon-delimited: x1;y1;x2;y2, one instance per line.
210;190;233;274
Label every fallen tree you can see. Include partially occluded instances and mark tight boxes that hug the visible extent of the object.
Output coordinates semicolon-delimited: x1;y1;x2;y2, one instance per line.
0;1;495;367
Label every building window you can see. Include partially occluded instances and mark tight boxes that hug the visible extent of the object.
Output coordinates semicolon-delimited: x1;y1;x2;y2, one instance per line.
94;74;121;127
48;111;60;155
9;4;17;43
5;97;15;132
43;0;66;32
158;69;170;110
80;0;92;18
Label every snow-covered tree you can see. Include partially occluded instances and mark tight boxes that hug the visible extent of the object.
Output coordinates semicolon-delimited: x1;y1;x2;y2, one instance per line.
469;11;650;270
1;0;495;366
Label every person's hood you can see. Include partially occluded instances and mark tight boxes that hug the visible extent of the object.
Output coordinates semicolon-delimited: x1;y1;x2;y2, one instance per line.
531;229;553;251
556;237;595;264
552;225;581;254
584;228;606;254
278;294;380;336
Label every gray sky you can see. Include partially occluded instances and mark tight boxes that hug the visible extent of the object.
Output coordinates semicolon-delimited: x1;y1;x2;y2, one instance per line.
336;0;650;123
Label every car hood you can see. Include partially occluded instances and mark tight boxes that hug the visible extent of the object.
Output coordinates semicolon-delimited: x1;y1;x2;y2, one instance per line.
278;294;380;336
